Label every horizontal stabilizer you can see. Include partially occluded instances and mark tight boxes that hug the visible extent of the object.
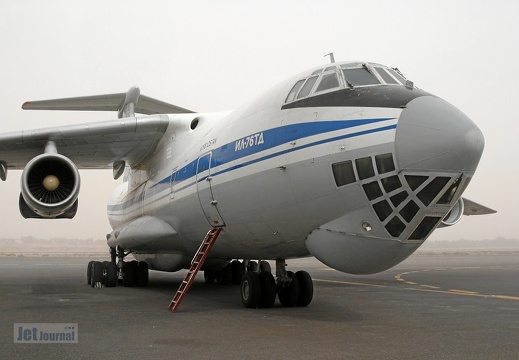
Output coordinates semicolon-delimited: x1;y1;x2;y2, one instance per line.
22;87;194;116
462;198;497;215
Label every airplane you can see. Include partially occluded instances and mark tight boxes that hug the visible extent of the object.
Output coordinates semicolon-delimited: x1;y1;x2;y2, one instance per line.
0;60;496;309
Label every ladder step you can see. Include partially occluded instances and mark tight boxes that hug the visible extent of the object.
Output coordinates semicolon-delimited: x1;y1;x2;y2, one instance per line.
168;227;222;312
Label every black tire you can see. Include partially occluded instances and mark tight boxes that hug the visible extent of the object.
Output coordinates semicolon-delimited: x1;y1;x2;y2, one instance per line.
105;262;118;287
87;261;94;285
136;261;149;287
259;260;271;273
278;271;299;307
295;270;313;307
259;271;276;308
231;260;245;285
247;260;258;272
123;261;137;287
91;261;104;288
204;270;216;284
217;263;232;285
241;271;261;308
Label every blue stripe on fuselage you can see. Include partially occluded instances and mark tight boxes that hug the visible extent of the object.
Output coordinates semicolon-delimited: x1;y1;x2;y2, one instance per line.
108;118;396;212
213;118;393;166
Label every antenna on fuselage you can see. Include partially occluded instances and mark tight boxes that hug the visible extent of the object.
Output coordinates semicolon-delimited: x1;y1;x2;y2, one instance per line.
324;52;335;63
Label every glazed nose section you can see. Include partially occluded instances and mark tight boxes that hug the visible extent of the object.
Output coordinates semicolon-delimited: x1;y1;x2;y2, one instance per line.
395;96;484;173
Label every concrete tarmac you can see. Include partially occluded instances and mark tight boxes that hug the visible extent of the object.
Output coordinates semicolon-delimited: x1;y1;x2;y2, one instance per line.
0;253;518;359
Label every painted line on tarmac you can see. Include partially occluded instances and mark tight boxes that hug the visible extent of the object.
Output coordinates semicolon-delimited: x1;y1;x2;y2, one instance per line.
395;267;519;301
315;271;519;301
407;287;519;301
314;279;387;288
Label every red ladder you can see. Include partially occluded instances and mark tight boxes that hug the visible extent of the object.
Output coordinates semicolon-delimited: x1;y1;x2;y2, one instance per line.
168;227;222;312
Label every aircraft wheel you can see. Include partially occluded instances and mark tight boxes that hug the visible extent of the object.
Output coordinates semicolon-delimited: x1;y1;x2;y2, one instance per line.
105;262;118;287
259;260;271;273
259;271;276;308
217;263;232;285
91;261;104;288
87;261;94;285
295;270;313;307
278;271;299;307
204;270;216;284
136;261;149;287
122;261;137;287
231;260;245;285
241;271;261;308
247;260;258;272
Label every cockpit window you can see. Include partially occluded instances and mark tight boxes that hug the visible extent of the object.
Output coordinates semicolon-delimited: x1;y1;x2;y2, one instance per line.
315;72;340;93
387;68;406;84
285;79;305;103
283;62;411;104
342;68;381;86
297;76;318;99
374;67;399;84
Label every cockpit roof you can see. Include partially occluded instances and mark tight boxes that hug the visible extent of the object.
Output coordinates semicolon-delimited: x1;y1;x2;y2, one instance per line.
284;61;409;105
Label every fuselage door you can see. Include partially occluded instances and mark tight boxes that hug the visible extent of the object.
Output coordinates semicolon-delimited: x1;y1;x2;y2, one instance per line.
196;152;225;227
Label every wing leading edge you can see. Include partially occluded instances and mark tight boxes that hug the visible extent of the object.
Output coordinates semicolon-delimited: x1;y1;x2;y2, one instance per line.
0;87;192;174
22;86;194;117
0;115;170;170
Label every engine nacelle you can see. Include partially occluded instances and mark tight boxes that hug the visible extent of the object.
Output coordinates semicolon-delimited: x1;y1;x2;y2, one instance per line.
439;197;464;227
20;153;80;219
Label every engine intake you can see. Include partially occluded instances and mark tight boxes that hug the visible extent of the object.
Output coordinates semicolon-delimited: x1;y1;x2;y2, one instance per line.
20;153;80;218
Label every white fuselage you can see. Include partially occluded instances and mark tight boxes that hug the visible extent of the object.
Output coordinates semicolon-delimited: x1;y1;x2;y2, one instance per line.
106;61;484;275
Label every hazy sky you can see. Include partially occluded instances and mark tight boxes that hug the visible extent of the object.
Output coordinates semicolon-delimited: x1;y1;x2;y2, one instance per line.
1;0;517;241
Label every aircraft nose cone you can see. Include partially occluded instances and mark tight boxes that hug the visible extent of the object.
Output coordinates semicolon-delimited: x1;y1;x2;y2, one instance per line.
395;96;484;173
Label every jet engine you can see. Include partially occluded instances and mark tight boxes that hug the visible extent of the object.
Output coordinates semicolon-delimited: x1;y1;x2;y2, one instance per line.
19;153;80;219
439;197;464;227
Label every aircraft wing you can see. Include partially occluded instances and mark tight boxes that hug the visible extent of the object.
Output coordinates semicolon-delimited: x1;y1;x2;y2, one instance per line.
462;198;497;215
0;115;170;171
0;87;192;175
22;87;194;116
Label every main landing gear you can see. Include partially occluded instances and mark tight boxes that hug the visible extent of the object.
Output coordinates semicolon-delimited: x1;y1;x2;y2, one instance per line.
86;246;149;288
205;259;313;308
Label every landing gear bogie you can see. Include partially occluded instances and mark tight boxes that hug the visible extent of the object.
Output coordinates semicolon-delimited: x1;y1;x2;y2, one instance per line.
277;271;299;307
86;246;149;289
87;260;94;285
105;262;118;287
216;263;233;285
231;260;245;285
295;270;313;307
136;261;149;287
241;271;262;308
259;271;276;308
90;261;104;288
238;258;314;308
